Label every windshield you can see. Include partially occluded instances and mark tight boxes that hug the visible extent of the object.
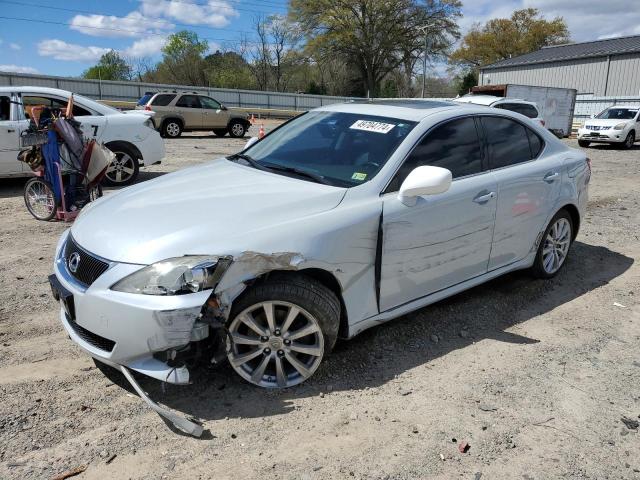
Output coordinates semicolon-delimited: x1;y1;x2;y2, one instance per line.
596;108;638;120
239;111;416;187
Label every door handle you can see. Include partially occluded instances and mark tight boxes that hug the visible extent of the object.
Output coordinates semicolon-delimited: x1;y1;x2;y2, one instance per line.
473;191;496;204
6;129;15;133
544;172;560;183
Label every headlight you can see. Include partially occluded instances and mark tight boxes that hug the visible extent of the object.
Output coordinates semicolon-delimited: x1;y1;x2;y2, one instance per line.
614;122;628;130
112;256;231;295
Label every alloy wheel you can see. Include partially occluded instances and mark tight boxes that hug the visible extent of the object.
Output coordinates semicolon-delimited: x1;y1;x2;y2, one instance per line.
166;122;180;137
106;152;136;184
227;301;324;388
542;218;571;274
231;123;245;137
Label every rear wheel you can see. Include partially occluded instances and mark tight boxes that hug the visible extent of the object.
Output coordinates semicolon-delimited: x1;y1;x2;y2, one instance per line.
213;129;228;137
578;140;590;148
24;177;57;221
531;210;573;279
104;144;139;186
623;131;635;149
226;274;340;388
228;121;246;138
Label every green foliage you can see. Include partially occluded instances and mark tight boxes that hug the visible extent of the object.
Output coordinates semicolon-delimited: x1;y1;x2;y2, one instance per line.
204;51;254;89
289;0;462;96
156;31;209;86
454;70;478;96
82;50;131;81
450;8;570;68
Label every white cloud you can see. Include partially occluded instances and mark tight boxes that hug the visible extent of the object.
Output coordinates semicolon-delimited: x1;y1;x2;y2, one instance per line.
0;64;38;74
9;43;21;51
37;39;110;62
459;0;640;42
140;0;239;28
70;11;173;38
123;36;168;57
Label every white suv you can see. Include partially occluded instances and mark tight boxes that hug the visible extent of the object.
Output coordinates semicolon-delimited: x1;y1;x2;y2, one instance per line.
0;87;165;185
454;95;545;127
577;105;640;149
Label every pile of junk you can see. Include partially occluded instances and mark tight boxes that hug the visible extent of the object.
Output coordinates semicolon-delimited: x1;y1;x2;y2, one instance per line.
18;95;114;221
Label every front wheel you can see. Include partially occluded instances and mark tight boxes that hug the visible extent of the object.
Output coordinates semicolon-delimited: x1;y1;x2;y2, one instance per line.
531;210;573;279
228;121;246;138
226;274;340;388
622;131;635;149
24;177;58;221
578;140;590;148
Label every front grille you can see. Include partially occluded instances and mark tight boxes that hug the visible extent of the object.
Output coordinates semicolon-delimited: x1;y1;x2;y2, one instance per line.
66;314;116;352
64;236;110;287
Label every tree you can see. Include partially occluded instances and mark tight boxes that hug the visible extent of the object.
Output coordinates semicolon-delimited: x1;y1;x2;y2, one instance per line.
289;0;462;97
204;50;254;89
83;50;131;81
156;31;209;86
450;8;570;69
453;70;477;96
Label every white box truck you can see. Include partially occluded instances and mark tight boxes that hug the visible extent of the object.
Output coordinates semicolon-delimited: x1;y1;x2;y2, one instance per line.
471;84;577;137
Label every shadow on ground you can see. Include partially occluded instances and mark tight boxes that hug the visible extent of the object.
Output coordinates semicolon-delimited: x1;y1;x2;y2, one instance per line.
105;241;633;429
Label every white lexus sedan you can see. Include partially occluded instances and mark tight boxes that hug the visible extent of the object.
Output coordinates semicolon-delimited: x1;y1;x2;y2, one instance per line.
0;87;165;185
49;100;590;434
577;105;640;149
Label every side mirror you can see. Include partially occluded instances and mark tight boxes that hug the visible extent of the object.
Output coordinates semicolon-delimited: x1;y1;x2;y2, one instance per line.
221;105;228;111
242;136;259;151
398;166;452;206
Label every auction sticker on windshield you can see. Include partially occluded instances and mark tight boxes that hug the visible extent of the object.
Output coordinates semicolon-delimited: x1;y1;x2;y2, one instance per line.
350;120;395;134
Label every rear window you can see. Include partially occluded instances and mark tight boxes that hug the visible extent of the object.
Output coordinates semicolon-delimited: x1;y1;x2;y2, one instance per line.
481;116;533;169
151;94;176;107
527;129;544;158
137;94;153;106
496;103;539;118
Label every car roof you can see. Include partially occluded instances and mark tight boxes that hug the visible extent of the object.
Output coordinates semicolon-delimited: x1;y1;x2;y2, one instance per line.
317;99;462;121
454;95;535;107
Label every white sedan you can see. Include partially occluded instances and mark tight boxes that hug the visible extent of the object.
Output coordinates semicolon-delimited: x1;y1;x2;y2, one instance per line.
577;105;640;149
0;87;165;185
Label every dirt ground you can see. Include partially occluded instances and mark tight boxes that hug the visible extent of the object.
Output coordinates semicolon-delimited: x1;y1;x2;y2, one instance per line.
1;122;639;480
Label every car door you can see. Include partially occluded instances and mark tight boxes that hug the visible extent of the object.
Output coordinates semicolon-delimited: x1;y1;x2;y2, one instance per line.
199;96;229;128
175;95;203;129
0;93;29;175
479;116;561;270
379;116;498;311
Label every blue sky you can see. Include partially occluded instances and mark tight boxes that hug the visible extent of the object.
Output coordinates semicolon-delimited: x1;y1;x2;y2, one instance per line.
0;0;638;77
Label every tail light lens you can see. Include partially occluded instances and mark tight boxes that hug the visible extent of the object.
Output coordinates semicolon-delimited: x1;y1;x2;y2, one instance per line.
145;105;151;111
540;119;546;127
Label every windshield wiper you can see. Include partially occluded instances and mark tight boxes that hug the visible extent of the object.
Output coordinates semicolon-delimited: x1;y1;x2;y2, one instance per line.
228;153;270;171
262;163;332;185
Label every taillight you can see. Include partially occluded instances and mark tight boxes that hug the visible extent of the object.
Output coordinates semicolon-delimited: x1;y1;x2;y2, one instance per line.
145;105;151;111
540;119;546;127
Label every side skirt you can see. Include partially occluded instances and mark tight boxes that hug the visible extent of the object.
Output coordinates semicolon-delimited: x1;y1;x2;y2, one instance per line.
348;253;536;338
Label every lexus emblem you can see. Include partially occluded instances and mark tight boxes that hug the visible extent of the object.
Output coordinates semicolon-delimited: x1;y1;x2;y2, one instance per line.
68;252;81;273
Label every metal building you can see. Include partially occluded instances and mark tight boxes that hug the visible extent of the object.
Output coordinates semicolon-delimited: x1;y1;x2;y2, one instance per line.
479;35;640;96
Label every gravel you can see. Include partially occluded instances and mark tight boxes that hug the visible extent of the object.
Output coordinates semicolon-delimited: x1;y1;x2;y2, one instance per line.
0;132;639;479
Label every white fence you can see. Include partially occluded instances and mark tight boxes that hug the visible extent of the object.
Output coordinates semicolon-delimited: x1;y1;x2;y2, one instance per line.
0;71;360;111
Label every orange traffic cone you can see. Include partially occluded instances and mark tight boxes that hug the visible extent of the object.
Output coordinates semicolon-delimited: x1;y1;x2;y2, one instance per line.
250;114;256;125
259;123;265;139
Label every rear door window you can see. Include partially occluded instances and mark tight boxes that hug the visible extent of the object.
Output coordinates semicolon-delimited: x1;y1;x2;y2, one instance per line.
0;95;10;121
386;117;483;192
481;116;535;169
22;95;92;117
151;94;176;107
176;95;201;108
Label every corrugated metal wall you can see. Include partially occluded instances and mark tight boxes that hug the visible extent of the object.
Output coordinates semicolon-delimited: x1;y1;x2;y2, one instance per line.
0;71;360;110
480;54;640;96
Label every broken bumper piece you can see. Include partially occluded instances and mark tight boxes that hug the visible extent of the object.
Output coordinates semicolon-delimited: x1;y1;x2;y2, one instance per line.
119;365;204;437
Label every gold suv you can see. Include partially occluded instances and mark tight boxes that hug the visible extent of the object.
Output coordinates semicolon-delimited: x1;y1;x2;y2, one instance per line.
137;91;251;138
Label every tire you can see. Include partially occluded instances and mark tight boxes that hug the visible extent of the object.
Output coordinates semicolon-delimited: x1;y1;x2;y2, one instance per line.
103;143;140;186
24;177;58;221
531;209;574;279
162;119;183;138
226;273;340;388
622;131;635;150
228;120;246;138
213;129;228;137
578;140;590;148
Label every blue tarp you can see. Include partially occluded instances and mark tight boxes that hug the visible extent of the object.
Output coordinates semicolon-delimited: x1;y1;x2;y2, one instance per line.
42;130;62;204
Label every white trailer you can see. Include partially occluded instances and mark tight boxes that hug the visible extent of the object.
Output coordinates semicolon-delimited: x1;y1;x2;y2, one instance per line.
471;84;577;137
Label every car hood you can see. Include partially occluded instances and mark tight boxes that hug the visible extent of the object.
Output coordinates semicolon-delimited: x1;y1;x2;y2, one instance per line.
584;119;631;127
71;160;347;264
